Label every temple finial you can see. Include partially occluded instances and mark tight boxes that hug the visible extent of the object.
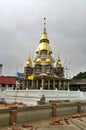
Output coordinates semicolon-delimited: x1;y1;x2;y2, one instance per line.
44;18;46;24
43;18;46;32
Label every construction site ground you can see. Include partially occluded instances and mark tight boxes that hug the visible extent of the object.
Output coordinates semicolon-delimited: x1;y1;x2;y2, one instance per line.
0;113;86;130
0;101;86;130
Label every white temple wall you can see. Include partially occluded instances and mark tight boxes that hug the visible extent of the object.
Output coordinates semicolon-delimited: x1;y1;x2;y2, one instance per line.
0;89;86;106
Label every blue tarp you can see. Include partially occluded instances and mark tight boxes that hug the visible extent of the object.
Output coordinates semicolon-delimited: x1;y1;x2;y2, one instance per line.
17;72;24;78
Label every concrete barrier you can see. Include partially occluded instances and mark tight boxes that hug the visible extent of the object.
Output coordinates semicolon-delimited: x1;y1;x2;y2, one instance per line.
0;108;10;126
17;104;52;124
0;102;86;126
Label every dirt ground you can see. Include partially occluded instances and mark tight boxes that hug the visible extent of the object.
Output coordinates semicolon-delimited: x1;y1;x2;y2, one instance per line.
0;102;27;109
0;113;86;130
0;102;86;130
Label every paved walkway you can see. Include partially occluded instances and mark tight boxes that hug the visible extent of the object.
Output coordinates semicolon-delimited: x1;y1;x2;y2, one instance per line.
0;113;86;130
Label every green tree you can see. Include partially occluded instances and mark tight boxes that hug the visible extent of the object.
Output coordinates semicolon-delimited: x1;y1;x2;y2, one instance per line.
73;72;86;79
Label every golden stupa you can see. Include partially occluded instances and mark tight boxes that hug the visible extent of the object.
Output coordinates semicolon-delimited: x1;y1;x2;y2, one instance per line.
36;50;42;64
45;51;51;64
56;53;62;67
26;55;32;67
36;18;52;54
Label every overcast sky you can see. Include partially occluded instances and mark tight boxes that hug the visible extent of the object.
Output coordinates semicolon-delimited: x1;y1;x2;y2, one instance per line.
0;0;86;78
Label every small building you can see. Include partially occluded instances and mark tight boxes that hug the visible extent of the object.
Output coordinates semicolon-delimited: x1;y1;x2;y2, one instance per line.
69;78;86;91
0;76;16;91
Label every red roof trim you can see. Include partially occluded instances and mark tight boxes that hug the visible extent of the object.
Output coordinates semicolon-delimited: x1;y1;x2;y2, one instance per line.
0;76;16;85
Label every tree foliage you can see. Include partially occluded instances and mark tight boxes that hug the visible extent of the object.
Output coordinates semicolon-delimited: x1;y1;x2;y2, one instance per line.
73;72;86;79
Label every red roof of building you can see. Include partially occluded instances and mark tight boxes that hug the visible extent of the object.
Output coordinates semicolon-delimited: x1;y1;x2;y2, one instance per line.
0;76;16;85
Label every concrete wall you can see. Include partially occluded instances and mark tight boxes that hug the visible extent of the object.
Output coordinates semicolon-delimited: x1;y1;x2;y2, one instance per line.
17;105;52;123
81;102;86;113
0;109;10;126
56;103;78;117
0;102;86;126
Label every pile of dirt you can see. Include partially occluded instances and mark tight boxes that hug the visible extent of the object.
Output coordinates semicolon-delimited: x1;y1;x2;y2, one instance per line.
0;102;27;109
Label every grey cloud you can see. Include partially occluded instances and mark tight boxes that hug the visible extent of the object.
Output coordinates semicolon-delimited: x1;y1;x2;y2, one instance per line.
0;0;86;78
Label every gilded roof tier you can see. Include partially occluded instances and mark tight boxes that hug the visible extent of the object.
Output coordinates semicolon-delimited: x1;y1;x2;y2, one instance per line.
40;32;49;41
36;42;52;52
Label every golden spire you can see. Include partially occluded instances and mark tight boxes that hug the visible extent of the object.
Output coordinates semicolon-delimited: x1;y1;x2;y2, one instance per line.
36;49;42;64
36;18;52;53
43;18;46;33
26;53;32;67
40;18;48;40
56;53;62;67
45;50;51;64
